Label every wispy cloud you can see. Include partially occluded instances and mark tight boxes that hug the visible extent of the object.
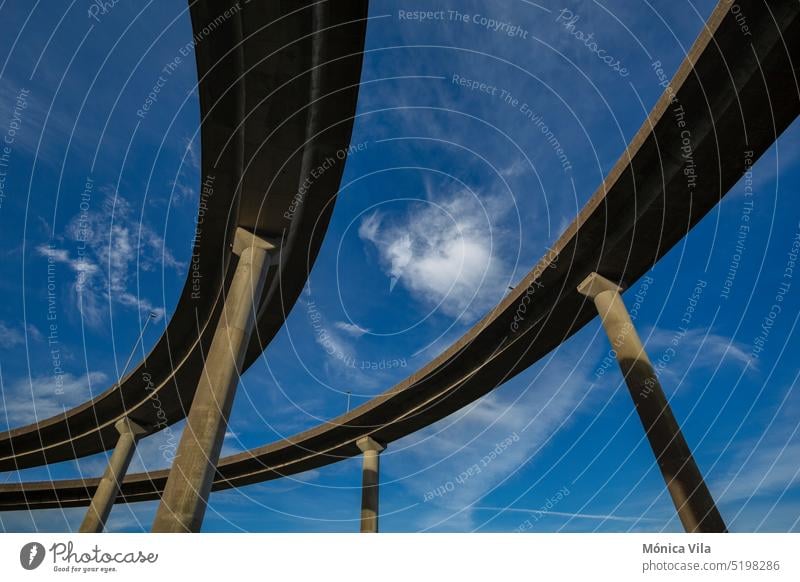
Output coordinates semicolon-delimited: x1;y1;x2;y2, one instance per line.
644;326;753;379
0;321;41;348
0;322;25;348
36;192;183;326
0;80;82;168
472;506;661;523
334;321;369;337
169;136;202;204
717;442;800;505
184;135;200;171
0;371;108;429
393;339;605;531
714;388;800;511
303;298;378;391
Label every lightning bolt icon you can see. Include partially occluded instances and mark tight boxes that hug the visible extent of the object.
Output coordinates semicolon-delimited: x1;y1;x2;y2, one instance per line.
28;545;38;566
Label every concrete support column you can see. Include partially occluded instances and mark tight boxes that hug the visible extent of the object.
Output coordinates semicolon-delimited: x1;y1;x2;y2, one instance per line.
357;437;385;533
79;418;146;533
578;273;726;533
152;228;274;532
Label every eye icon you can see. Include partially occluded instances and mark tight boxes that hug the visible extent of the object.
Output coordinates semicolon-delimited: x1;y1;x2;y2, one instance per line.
20;542;46;570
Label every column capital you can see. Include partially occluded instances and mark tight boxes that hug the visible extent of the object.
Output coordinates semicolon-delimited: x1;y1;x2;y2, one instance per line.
357;436;385;454
232;227;279;258
577;272;623;299
114;418;148;437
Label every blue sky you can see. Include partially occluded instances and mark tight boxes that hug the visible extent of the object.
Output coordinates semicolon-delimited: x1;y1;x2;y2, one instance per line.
1;0;799;532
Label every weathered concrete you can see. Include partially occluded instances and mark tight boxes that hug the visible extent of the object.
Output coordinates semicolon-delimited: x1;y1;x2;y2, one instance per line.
151;229;274;532
357;437;385;533
577;272;726;533
79;419;146;533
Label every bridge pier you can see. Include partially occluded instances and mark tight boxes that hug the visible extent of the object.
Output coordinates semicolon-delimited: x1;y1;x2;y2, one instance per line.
357;437;385;533
79;418;146;533
151;228;275;532
578;273;727;533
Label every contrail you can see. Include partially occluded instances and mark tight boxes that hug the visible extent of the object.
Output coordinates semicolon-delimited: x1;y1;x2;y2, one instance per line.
471;506;661;523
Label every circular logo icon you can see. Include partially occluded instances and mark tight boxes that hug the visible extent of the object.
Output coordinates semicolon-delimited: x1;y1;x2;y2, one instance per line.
19;542;46;570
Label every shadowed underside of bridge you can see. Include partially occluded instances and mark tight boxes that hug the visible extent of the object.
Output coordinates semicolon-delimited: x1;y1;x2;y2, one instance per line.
0;0;369;472
1;0;799;513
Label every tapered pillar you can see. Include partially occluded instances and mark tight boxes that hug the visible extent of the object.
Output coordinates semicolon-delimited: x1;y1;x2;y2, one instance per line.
79;418;146;533
578;273;726;532
357;437;385;533
152;228;275;532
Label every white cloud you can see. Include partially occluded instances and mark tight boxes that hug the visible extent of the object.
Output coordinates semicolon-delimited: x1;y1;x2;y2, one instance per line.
184;136;200;171
305;300;358;370
168;136;202;204
472;506;660;524
36;193;183;326
717;441;800;505
359;189;513;321
498;158;529;179
0;371;108;428
334;321;369;337
713;390;800;515
0;322;24;348
643;326;753;382
0;322;43;348
299;299;393;393
309;313;353;364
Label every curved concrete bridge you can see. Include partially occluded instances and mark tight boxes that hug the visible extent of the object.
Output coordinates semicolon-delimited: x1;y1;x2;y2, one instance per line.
1;0;799;533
